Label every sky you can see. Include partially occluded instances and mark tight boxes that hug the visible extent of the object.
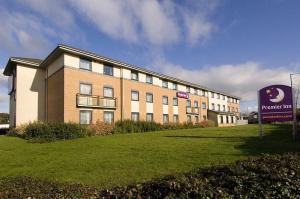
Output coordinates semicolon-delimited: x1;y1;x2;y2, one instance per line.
1;0;300;114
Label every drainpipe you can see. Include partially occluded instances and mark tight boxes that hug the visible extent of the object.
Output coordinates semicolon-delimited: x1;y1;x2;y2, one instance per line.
120;67;124;121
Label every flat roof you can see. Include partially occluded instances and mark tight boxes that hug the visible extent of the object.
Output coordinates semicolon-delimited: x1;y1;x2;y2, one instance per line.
3;57;43;76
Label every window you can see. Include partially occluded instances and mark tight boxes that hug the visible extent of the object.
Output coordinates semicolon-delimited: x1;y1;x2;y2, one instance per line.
104;111;114;124
212;103;215;110
163;114;169;123
217;104;221;111
223;105;226;112
202;91;206;96
131;112;139;121
104;65;113;76
80;83;92;95
236;108;239;113
162;80;168;88
146;113;153;122
186;87;190;93
163;96;168;105
226;116;229;123
131;71;138;81
231;116;234;123
217;94;220;99
223;95;225;100
194;89;197;95
173;115;179;123
172;83;178;90
203;115;207;120
173;97;178;106
146;75;153;84
131;91;139;101
80;110;92;124
79;59;92;71
187;115;192;123
220;116;224;124
195;116;199;123
186;100;191;107
228;106;230;112
211;92;214;98
103;87;114;98
146;93;153;103
194;101;198;107
202;102;206;109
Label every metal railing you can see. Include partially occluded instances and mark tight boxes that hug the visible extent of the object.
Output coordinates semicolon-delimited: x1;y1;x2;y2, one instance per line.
76;94;116;109
186;107;199;114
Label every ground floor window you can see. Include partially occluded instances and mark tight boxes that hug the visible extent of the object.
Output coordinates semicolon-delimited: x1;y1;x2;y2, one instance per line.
131;112;139;121
220;116;223;124
146;113;153;122
163;114;169;123
203;115;207;120
187;115;192;123
173;114;179;123
226;116;229;123
195;116;199;123
231;116;234;123
104;111;114;124
80;110;92;124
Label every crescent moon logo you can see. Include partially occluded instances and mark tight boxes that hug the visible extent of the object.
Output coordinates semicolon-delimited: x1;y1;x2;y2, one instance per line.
269;88;285;103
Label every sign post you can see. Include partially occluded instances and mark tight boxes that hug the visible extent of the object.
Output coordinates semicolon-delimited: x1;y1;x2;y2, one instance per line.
258;85;294;138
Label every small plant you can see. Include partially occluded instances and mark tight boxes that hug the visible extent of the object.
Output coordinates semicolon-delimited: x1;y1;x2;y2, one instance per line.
88;120;114;136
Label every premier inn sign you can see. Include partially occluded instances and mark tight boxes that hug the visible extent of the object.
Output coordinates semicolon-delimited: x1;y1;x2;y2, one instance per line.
258;85;293;122
176;91;189;99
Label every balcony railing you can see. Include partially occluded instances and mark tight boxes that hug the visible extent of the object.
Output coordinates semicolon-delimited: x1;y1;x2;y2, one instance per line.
76;94;116;109
186;107;199;114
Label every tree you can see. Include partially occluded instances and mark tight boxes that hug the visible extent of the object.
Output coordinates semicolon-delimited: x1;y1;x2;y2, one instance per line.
0;113;9;124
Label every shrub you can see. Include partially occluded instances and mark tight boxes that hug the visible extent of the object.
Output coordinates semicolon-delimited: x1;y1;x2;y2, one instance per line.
1;153;300;198
88;120;114;136
21;121;87;142
199;120;215;128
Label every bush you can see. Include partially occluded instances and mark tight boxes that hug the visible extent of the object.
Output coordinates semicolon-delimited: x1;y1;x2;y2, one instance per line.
21;122;87;142
114;120;163;134
88;120;114;136
199;120;215;128
1;153;300;198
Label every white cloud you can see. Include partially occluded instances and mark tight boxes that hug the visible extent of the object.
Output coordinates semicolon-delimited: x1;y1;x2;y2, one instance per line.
0;69;7;87
152;59;294;101
0;93;8;104
68;0;216;45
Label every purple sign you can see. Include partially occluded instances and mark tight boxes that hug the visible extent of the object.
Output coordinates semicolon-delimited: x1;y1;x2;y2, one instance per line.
176;91;189;99
259;85;293;122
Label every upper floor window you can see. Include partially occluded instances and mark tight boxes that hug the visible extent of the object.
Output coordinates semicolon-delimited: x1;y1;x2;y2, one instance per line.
194;89;197;95
79;58;92;71
217;104;221;111
103;87;114;98
222;95;225;100
80;83;92;95
172;83;178;90
131;91;139;101
186;100;191;107
194;101;198;107
211;92;214;98
202;102;206;109
173;97;178;106
146;75;153;84
217;94;220;99
131;71;138;81
212;103;215;110
186;87;190;93
104;65;113;76
223;105;226;112
202;91;206;96
162;80;168;88
146;93;153;103
228;106;230;112
163;96;168;105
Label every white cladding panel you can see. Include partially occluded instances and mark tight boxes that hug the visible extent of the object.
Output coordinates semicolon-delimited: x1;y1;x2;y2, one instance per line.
168;82;173;89
131;101;139;112
92;61;103;74
163;105;169;114
173;106;178;115
178;84;186;92
48;54;64;77
113;67;121;77
123;68;131;79
139;73;146;82
146;103;153;113
64;54;79;68
153;77;162;86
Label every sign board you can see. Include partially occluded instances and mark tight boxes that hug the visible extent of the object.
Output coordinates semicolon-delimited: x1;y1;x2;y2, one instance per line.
176;91;189;99
259;85;293;122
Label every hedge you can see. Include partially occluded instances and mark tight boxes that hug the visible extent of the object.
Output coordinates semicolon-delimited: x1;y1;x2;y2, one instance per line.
0;153;299;198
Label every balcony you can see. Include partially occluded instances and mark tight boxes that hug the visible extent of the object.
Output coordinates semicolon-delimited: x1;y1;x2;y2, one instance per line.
186;107;199;115
76;94;116;109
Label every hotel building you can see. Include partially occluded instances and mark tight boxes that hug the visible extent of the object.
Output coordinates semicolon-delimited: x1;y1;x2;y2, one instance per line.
3;44;240;128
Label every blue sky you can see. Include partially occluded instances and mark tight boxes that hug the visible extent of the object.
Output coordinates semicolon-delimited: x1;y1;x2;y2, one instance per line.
1;0;300;113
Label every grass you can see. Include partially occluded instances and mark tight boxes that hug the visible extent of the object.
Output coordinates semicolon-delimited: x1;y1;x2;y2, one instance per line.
0;124;299;188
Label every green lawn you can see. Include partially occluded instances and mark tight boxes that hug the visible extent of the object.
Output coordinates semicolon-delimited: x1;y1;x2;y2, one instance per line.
0;124;299;188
